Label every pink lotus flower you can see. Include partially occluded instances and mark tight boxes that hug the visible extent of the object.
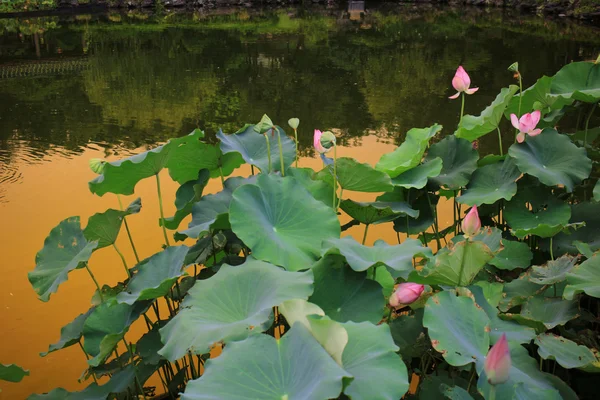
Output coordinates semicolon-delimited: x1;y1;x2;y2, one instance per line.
462;206;481;238
484;333;511;385
313;130;330;154
510;110;542;143
449;66;479;99
389;283;425;307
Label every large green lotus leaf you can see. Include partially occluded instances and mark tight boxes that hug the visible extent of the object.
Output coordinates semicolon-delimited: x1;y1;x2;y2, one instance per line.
341;321;409;400
181;176;256;239
116;246;189;304
334;157;394;192
513;296;579;330
391;158;443;189
393;192;435;235
286;168;335;207
410;240;493;287
457;158;520;206
162;170;210;230
83;206;138;249
505;76;573;119
452;226;503;254
309;254;384;324
28;365;138;400
322;236;431;280
217;125;295;174
477;343;577;400
230;174;340;271
504;185;571;238
89;129;213;196
166;132;244;182
425;135;479;190
535;333;596;369
83;301;150;366
158;259;314;361
550;61;600;103
551;202;600;256
469;285;536;345
455;85;519;141
473;281;504;308
529;255;577;285
41;308;93;357
278;300;347;365
498;272;545;312
563;252;600;300
0;364;29;383
508;129;591;192
28;217;98;302
489;240;532;270
180;323;349;400
375;124;441;178
389;309;429;360
423;291;490;367
340;199;418;225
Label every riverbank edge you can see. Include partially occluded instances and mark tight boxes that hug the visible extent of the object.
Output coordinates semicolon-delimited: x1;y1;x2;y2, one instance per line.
0;1;598;21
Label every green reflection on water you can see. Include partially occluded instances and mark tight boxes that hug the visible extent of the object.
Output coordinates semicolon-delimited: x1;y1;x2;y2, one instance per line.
0;5;598;161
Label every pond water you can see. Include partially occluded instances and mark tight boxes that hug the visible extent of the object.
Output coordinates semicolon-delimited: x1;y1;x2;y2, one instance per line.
0;3;598;397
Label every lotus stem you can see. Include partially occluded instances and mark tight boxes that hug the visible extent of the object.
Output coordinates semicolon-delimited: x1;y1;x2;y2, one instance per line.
294;128;299;168
333;144;338;210
276;128;285;176
488;385;497;400
496;127;504;156
457;240;468;287
264;134;272;173
117;195;140;263
78;340;98;384
517;72;523;117
337;188;344;210
188;351;198;379
426;194;442;250
84;263;103;302
113;243;131;279
155;174;171;247
550;237;554;261
584;103;597;147
123;339;147;400
251;165;255;175
460;92;465;124
362;224;370;245
219;166;225;188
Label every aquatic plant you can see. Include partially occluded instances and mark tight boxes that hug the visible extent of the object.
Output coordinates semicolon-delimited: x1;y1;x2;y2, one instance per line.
22;59;600;399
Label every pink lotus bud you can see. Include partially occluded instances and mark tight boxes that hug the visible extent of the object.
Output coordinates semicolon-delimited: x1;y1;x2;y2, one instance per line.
313;129;330;154
449;66;479;99
389;283;424;307
461;206;481;238
511;111;542;143
484;333;511;385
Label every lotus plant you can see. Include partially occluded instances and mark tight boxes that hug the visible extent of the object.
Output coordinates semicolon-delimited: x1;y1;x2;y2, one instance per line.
510;110;542;143
315;130;338;210
449;66;478;122
288;118;300;167
484;333;511;400
389;283;425;307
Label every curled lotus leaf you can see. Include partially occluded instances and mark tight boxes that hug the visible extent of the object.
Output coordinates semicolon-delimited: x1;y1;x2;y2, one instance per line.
535;333;596;369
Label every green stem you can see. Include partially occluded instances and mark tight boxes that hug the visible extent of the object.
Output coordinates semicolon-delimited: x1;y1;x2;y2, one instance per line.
337;188;344;211
78;340;98;384
294;128;299;168
518;73;523;117
264;134;272;173
117;195;140;263
113;243;131;279
251;165;255;175
426;194;442;249
372;265;378;280
460;92;465;123
219;166;225;188
275;128;285;176
584;102;597;147
550;237;554;261
457;240;469;287
362;224;370;245
333;144;338;210
489;385;496;400
496;127;504;156
188;352;198;380
155;174;171;247
84;263;103;302
123;339;147;400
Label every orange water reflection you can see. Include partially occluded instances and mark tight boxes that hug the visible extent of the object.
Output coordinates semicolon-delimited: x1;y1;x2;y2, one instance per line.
0;135;453;398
